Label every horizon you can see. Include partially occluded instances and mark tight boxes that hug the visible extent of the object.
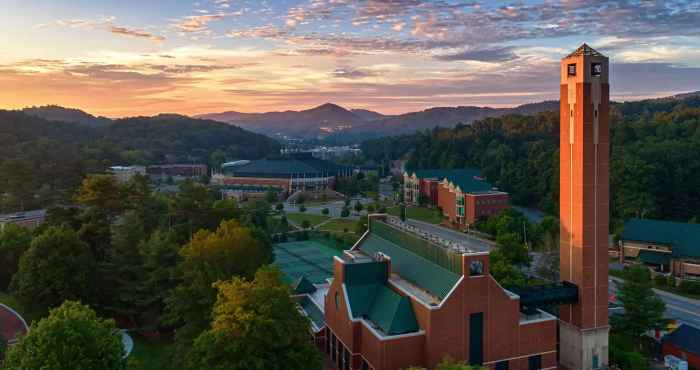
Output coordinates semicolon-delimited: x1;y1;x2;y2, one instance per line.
2;1;700;117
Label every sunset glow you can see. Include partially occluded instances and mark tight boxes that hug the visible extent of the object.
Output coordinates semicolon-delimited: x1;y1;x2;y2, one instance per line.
2;0;700;117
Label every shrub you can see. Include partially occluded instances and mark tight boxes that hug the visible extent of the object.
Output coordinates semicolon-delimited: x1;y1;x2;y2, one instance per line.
321;208;329;215
299;205;306;213
679;280;700;295
654;275;667;287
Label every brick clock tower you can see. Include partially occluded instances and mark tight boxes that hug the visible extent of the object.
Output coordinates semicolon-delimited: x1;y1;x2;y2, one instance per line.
559;44;610;370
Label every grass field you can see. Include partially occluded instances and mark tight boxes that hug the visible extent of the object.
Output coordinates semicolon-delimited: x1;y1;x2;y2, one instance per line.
286;213;330;228
127;334;174;370
318;219;356;233
387;206;443;224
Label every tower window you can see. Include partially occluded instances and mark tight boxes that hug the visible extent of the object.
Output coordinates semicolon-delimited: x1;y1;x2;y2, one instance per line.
567;63;576;76
591;62;602;76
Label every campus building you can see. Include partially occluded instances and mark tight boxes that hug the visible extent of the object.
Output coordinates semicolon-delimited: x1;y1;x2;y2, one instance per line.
146;164;208;181
275;44;610;370
619;218;700;281
109;165;146;183
403;169;509;226
0;209;46;230
211;152;352;199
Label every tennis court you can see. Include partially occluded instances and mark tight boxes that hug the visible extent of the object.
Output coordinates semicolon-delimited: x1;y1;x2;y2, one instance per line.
274;240;342;284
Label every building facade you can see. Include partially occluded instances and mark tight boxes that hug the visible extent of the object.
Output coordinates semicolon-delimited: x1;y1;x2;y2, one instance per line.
404;169;509;226
146;164;208;181
558;44;610;370
211;153;352;199
619;218;700;281
109;165;146;183
0;209;46;230
323;215;557;370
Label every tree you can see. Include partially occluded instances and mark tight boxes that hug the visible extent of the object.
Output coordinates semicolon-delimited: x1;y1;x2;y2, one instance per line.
341;207;350;218
354;201;364;213
321;208;330;215
137;230;181;327
75;174;123;216
11;226;95;309
299;205;306;213
187;266;323;370
400;203;406;221
489;250;526;287
614;264;667;349
495;232;531;267
4;300;126;370
0;224;32;290
355;218;368;235
265;188;278;204
301;220;311;229
164;220;271;351
275;203;284;212
405;357;486;370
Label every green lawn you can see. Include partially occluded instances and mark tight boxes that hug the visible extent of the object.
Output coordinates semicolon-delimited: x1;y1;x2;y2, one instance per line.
318;219;357;233
387;206;443;224
286;213;330;228
127;334;174;370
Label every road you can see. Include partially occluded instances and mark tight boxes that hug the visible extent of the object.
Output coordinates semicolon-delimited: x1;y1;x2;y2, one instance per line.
609;277;700;327
404;218;493;253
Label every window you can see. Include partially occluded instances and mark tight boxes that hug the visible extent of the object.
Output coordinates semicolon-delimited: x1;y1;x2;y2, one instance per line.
591;62;602;77
496;361;509;370
528;355;541;370
567;63;577;76
470;260;484;276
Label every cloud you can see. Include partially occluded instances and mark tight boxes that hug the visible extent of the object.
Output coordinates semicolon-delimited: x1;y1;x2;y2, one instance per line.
172;12;231;33
331;68;377;79
434;47;517;62
38;16;165;43
108;26;165;42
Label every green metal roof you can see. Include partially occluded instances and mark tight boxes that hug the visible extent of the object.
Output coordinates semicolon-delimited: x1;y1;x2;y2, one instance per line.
292;275;317;294
621;218;700;259
223;156;350;178
344;261;419;336
412;168;494;194
299;295;325;330
358;233;461;300
637;249;672;265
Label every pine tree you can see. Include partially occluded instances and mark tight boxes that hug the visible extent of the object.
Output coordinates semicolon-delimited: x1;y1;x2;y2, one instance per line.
615;264;667;349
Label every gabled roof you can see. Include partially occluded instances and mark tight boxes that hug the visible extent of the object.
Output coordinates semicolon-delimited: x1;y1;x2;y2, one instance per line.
411;169;493;194
292;276;317;295
360;219;462;300
621;218;700;258
662;324;700;355
343;260;419;336
565;43;604;58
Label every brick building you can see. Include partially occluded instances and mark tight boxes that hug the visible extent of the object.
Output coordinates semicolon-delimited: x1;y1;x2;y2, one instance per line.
210;152;352;199
619;218;700;281
403;169;509;226
278;44;610;370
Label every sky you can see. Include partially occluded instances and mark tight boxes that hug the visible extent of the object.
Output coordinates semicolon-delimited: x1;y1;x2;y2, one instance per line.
1;0;700;117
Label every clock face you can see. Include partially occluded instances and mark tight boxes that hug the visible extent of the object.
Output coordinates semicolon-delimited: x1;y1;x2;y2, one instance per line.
591;63;602;76
469;260;484;276
568;63;577;76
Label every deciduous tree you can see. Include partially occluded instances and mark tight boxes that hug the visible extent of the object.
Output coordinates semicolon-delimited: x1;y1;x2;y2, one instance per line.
3;301;125;370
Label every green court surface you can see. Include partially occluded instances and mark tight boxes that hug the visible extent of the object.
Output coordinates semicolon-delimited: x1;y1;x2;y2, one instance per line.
274;240;342;284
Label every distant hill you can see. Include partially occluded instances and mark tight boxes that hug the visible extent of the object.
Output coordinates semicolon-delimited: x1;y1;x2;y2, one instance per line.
22;105;112;126
199;101;560;141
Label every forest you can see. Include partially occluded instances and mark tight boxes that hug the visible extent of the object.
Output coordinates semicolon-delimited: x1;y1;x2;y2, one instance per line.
0;111;280;213
362;94;700;228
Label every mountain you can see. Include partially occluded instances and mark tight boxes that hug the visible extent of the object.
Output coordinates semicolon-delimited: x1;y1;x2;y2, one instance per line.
197;103;367;139
22;105;112;126
350;108;387;121
199;101;560;141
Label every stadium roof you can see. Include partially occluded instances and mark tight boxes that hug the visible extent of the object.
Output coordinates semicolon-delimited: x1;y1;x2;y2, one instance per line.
621;218;700;258
410;168;495;194
223;155;351;179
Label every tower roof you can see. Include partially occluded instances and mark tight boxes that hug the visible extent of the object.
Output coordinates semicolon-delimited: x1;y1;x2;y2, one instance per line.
565;43;605;59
